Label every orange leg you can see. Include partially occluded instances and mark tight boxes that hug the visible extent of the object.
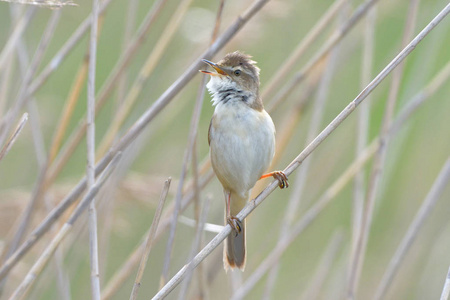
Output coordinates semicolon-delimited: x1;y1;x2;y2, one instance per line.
260;171;289;189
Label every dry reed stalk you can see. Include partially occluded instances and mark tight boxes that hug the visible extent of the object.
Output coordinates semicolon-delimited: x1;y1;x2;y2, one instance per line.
0;57;13;120
0;113;28;162
441;265;450;300
114;0;139;110
351;2;376;273
0;5;21;119
129;178;171;300
0;0;76;8
177;196;211;300
0;7;36;73
86;0;101;297
48;52;89;164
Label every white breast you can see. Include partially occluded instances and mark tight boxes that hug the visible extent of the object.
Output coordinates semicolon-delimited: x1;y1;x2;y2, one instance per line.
209;101;275;197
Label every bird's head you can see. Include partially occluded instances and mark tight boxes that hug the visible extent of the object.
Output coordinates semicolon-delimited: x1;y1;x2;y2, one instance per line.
201;51;262;110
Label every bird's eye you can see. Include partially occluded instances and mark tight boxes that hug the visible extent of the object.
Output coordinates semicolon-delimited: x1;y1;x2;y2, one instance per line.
234;70;241;76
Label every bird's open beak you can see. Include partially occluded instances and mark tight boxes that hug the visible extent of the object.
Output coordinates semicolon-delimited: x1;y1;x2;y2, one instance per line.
200;59;227;76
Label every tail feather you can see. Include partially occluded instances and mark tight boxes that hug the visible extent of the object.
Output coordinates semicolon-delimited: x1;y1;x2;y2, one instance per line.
224;191;248;271
224;219;246;271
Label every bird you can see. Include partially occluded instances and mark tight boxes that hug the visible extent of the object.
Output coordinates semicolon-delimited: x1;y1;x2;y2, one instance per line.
200;51;288;271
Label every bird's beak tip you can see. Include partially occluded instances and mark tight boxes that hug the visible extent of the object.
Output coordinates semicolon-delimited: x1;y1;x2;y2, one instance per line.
201;59;227;76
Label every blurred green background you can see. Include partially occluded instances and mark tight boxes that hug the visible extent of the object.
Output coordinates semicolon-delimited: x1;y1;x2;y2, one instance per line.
0;0;450;299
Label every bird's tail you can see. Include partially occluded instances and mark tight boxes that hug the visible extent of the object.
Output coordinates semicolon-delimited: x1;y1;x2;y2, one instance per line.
224;192;248;271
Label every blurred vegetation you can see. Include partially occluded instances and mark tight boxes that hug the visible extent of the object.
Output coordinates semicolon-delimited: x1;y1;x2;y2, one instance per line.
0;0;449;299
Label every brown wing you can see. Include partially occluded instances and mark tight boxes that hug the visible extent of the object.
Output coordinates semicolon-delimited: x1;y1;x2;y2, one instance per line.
208;116;214;146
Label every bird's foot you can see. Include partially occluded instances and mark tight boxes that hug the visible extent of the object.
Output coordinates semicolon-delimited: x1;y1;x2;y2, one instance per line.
260;171;289;189
227;216;242;237
272;171;289;189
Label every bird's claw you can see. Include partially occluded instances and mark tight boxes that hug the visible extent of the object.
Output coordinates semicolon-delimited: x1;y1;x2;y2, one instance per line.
272;171;289;189
227;216;242;237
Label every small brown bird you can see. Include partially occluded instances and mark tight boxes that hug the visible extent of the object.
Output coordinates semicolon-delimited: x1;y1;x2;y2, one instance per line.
201;51;288;271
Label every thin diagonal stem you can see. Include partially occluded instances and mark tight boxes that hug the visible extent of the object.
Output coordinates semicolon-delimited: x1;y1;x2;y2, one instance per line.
48;53;89;164
0;5;22;120
441;265;450;300
177;196;211;300
129;178;171;300
115;0;138;110
0;7;36;73
0;113;28;162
